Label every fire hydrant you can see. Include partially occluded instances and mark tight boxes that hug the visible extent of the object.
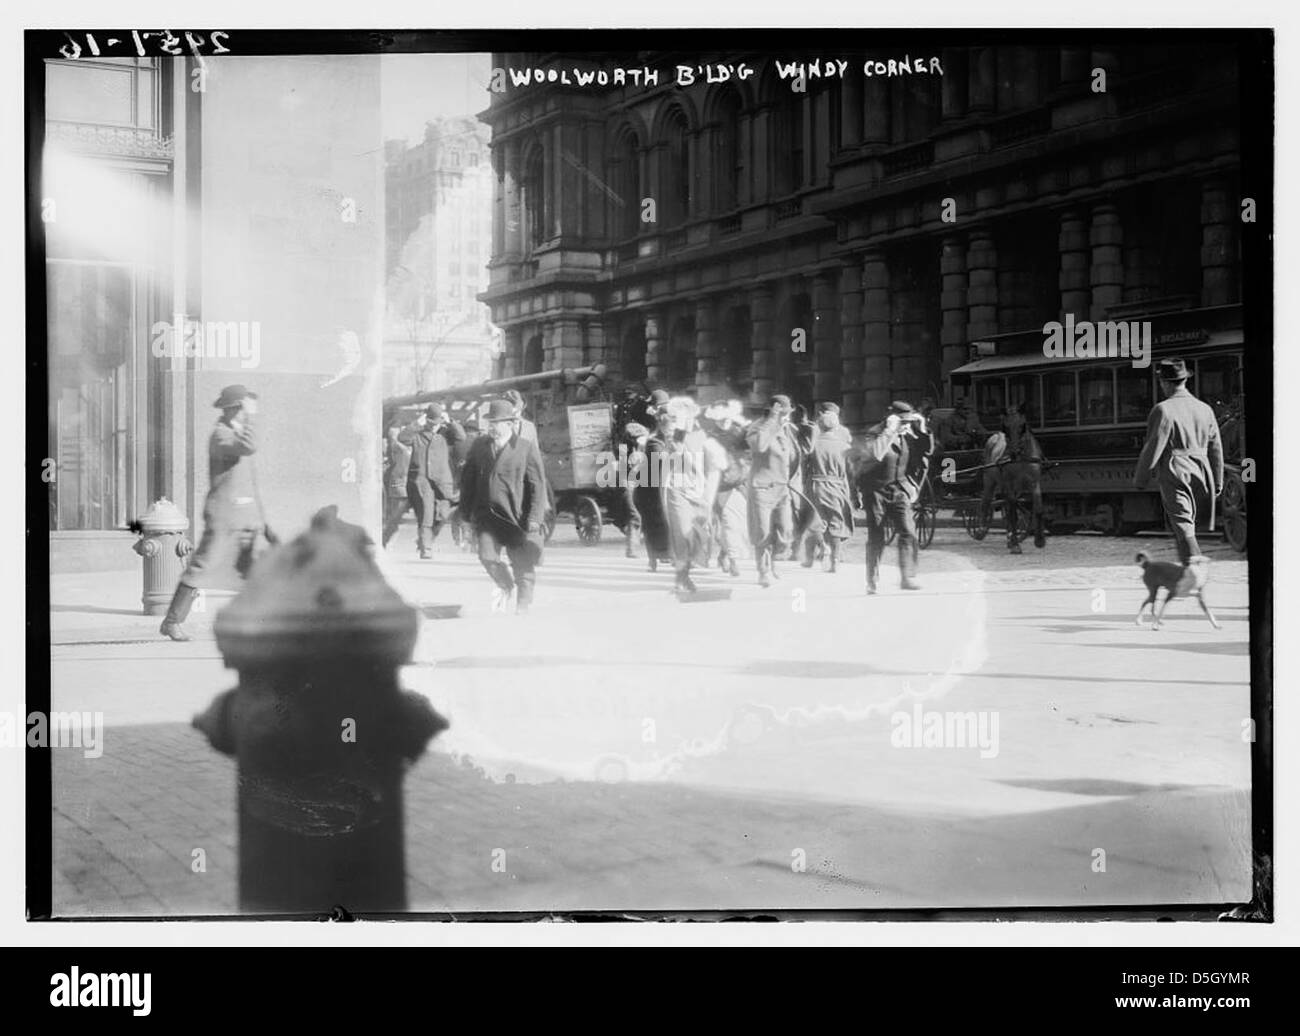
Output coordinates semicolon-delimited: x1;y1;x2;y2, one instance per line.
130;498;192;616
192;508;448;915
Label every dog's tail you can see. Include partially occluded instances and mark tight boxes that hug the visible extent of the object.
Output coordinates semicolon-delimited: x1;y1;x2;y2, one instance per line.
1135;550;1150;567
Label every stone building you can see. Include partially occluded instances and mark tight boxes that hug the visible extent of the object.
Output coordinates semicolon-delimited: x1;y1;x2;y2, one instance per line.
384;118;499;396
479;44;1244;427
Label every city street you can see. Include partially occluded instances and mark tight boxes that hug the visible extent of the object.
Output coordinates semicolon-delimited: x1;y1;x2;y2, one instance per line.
48;518;1253;915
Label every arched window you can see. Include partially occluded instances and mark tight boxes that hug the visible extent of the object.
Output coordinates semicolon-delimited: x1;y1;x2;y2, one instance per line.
523;334;544;374
609;129;642;239
715;91;745;211
661;108;692;227
774;92;805;196
522;145;546;249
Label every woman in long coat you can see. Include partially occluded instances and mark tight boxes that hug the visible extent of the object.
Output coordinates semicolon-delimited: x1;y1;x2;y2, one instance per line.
659;397;727;593
632;408;674;572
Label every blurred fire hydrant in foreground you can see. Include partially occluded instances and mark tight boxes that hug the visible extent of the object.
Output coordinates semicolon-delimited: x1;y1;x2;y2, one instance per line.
130;498;192;616
193;507;448;915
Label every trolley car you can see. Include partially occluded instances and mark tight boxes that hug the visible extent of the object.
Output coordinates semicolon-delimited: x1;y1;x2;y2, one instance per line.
946;304;1246;550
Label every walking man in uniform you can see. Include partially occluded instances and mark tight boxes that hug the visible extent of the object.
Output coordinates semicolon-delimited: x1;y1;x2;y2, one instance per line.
746;393;801;588
399;403;462;559
859;400;934;594
796;401;855;573
1133;358;1224;567
159;384;268;641
458;398;548;614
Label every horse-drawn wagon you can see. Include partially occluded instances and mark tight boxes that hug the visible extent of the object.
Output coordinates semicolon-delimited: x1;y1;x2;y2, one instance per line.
383;363;636;546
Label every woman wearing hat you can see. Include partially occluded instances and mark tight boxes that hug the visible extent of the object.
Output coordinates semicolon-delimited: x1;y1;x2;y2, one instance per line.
1134;358;1224;566
658;396;727;594
159;384;267;640
633;398;674;572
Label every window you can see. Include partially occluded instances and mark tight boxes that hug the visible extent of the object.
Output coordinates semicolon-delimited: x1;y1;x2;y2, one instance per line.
1079;368;1116;424
975;378;1006;428
523;146;546;248
1006;373;1042;427
1043;371;1077;426
662;109;692;227
611;131;641;239
451;149;461;167
715;92;745;211
1195;355;1242;415
774;93;805;195
468;150;479;167
1116;365;1154;423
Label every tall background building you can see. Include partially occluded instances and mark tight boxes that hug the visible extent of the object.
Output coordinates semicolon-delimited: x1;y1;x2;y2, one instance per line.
479;44;1245;428
384;117;500;398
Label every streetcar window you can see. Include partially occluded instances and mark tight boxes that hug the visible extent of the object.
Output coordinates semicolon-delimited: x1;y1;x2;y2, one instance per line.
1043;370;1077;426
1116;364;1153;422
1006;374;1042;427
975;378;1005;427
1196;356;1239;417
1079;368;1116;425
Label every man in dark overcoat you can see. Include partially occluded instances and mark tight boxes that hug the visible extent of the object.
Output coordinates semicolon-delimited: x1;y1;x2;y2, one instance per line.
458;398;548;614
859;400;934;594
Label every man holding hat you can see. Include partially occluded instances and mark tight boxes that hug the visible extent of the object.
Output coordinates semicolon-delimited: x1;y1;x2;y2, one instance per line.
159;384;267;640
1134;358;1224;566
458;397;548;614
795;401;855;573
398;402;463;558
859;400;934;593
745;393;801;588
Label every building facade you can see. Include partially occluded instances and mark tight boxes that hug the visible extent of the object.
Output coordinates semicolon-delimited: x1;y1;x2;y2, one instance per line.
43;53;386;565
384;118;499;396
479;44;1244;428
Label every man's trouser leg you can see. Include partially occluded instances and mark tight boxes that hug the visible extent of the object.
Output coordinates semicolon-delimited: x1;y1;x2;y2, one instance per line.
381;491;406;546
865;491;886;591
505;539;537;611
409;479;435;552
892;494;919;584
1162;484;1200;564
476;524;515;592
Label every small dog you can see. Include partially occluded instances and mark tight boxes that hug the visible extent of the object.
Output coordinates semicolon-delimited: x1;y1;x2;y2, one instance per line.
1134;551;1220;630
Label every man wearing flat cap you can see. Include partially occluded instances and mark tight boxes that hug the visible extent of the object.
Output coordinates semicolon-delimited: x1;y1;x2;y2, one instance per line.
160;384;268;640
858;399;934;593
398;401;464;558
795;401;855;573
459;397;548;614
1134;358;1224;567
745;393;801;587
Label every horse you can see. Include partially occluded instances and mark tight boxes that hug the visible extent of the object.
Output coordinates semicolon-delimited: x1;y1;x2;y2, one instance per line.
978;409;1046;554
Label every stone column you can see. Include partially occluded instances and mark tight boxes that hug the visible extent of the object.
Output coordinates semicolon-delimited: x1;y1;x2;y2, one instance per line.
861;250;892;421
644;309;665;386
839;259;865;425
1201;176;1239;306
891;263;927;405
812;269;841;402
749;285;776;404
1058;209;1090;321
694;296;721;402
966;230;999;340
1089;203;1124;321
863;87;890;145
939;234;968;393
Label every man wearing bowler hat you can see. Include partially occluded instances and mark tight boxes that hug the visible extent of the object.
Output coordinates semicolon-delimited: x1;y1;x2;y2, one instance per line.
859;399;934;593
458;397;548;614
160;384;268;641
1134;358;1224;566
398;402;463;558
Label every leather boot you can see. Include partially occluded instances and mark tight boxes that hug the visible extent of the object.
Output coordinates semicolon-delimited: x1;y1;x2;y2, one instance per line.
160;583;199;641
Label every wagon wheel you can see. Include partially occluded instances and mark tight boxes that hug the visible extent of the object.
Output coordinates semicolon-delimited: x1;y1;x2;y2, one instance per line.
967;500;990;541
916;479;937;549
574;495;603;545
1221;469;1247;553
883;513;898;545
